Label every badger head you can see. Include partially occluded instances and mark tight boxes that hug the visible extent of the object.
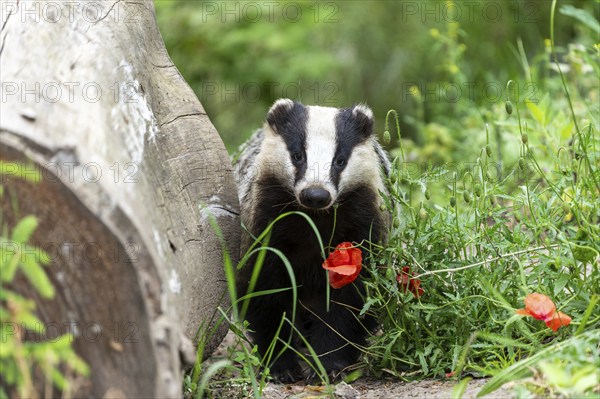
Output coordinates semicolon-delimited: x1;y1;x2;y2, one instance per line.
256;98;387;211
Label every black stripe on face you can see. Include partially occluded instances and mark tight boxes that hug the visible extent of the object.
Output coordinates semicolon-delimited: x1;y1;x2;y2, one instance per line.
267;101;308;183
331;107;374;187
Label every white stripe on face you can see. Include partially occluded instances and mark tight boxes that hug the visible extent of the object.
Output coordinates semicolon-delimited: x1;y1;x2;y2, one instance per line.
338;140;386;198
296;105;338;199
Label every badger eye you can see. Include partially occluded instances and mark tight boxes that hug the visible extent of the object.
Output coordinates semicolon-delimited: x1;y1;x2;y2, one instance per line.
335;158;346;167
292;152;303;162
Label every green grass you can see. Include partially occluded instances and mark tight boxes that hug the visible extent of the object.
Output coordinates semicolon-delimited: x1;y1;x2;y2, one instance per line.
361;92;599;395
358;2;599;394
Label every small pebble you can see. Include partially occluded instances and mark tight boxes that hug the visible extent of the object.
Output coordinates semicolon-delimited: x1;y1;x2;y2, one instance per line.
335;382;360;399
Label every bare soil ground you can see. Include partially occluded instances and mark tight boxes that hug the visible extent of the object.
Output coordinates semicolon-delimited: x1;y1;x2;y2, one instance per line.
207;332;515;399
208;376;515;398
258;378;514;399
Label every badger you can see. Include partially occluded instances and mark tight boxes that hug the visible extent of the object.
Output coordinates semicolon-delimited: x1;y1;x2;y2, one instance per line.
235;98;390;382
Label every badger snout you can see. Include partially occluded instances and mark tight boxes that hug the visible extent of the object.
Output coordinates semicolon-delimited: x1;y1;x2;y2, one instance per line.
299;187;332;209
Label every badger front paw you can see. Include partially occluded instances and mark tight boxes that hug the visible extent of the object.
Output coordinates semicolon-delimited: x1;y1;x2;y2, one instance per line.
269;360;304;383
305;368;348;385
305;358;350;384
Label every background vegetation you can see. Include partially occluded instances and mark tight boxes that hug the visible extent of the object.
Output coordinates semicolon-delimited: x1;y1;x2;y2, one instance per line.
156;1;599;398
156;0;593;153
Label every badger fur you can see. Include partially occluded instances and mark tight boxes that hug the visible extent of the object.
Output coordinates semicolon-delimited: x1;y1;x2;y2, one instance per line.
235;99;390;382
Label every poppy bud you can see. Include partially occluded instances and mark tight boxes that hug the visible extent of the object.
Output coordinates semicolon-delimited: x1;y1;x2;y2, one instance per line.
485;145;492;157
450;196;456;208
521;133;528;144
474;183;482;197
380;204;387;212
383;130;391;144
390;173;397;184
393;218;400;228
505;100;513;115
425;190;431;200
519;157;526;170
463;191;471;204
419;208;428;220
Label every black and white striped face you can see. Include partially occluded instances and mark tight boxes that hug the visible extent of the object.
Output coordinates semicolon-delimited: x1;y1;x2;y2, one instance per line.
257;99;386;210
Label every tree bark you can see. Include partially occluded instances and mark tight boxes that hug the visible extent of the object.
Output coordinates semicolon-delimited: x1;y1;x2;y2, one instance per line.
0;1;239;397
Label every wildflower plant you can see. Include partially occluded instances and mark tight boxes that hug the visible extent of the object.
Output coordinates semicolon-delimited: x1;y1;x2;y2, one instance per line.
360;2;599;396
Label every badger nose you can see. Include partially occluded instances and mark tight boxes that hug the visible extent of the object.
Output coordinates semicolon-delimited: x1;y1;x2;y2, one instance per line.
300;187;332;209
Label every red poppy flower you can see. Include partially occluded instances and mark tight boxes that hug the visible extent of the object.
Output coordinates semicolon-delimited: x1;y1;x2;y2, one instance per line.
516;293;572;331
516;293;556;320
545;311;572;332
397;266;424;298
322;242;362;289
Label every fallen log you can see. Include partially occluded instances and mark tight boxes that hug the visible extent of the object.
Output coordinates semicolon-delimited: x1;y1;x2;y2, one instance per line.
0;1;239;397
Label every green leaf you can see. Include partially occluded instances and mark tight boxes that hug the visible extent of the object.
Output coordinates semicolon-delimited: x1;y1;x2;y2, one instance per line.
560;121;575;140
537;360;569;386
11;216;38;244
476;331;532;349
0;332;15;357
32;248;51;266
51;368;68;391
526;102;545;126
20;254;55;299
68;352;90;376
17;312;45;334
0;162;41;183
553;273;570;297
3;359;18;385
560;5;600;34
575;295;599;335
50;334;74;352
477;330;599;397
1;248;20;282
571;365;599;392
418;352;428;374
452;377;472;399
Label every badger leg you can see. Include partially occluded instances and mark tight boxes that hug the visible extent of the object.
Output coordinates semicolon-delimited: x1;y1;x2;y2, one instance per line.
304;287;374;381
238;256;305;383
245;293;304;382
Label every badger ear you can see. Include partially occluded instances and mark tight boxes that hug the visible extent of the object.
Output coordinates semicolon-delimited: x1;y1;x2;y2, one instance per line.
351;104;374;137
266;99;295;133
266;98;306;136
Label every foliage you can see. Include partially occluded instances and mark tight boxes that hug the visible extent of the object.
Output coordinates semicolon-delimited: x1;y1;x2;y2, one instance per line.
155;0;594;152
360;2;599;397
0;163;88;398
